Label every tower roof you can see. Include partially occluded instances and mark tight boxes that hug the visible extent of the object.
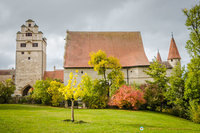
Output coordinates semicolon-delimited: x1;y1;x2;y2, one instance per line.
167;37;181;60
64;31;150;68
156;50;162;62
26;19;34;22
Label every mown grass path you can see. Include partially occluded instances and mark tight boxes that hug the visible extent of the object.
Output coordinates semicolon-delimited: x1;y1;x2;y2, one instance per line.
0;104;199;133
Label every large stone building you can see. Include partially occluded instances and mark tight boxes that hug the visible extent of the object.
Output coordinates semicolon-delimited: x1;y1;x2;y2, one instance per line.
0;19;181;96
63;31;181;85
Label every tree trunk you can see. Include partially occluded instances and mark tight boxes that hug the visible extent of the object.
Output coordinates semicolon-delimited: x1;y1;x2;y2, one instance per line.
65;100;68;108
71;100;74;122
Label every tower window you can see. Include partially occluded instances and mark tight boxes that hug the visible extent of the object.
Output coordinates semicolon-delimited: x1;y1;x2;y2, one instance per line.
32;43;38;47
28;57;31;60
26;33;32;36
21;52;24;54
28;24;31;27
21;43;26;47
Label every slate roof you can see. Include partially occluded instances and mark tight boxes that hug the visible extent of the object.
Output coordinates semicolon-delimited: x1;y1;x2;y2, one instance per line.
150;61;172;69
64;31;150;68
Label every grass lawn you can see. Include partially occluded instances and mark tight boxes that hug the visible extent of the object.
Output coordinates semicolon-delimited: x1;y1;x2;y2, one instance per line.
0;104;199;133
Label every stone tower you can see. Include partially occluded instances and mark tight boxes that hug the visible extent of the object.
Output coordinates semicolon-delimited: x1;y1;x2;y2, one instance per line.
167;36;181;68
14;19;47;96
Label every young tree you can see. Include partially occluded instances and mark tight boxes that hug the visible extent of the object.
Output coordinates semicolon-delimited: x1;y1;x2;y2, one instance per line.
183;4;200;102
88;50;124;97
47;81;64;106
144;58;168;112
59;71;84;122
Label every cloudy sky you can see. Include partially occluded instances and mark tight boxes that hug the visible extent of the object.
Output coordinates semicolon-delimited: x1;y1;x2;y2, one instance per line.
0;0;198;70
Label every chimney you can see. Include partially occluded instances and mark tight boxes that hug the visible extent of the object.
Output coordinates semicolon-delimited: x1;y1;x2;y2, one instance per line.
54;66;56;71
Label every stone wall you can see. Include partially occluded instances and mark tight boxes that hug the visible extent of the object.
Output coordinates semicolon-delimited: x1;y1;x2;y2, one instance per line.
64;66;151;86
0;75;13;82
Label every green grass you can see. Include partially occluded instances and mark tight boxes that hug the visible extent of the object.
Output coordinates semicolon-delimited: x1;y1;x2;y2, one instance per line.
0;104;199;133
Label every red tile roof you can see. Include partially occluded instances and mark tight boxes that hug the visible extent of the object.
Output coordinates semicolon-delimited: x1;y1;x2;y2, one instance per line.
157;51;162;62
168;37;181;60
0;69;15;75
44;70;64;82
64;31;150;68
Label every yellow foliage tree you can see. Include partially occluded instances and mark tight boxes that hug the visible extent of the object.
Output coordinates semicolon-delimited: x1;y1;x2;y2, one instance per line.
59;71;84;122
47;81;64;106
88;50;124;96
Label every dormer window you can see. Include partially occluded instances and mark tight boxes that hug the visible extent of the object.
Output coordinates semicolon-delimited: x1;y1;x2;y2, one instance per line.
28;24;31;27
26;33;32;36
171;59;173;62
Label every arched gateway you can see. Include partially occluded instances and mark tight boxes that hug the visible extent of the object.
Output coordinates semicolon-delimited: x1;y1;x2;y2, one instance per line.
22;85;32;96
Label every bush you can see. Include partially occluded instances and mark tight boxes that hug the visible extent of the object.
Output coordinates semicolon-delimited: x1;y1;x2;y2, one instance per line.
0;79;15;103
47;81;64;106
32;80;52;105
81;75;108;109
188;100;200;123
108;85;146;110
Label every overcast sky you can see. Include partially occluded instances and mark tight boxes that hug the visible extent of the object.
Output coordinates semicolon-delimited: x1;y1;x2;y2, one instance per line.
0;0;198;70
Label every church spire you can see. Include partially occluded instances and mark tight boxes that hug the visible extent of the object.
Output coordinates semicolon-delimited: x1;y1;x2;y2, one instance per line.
167;35;181;60
156;49;162;63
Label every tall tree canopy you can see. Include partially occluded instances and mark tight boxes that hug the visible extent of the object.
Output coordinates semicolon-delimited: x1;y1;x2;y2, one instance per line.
88;50;124;96
183;4;200;102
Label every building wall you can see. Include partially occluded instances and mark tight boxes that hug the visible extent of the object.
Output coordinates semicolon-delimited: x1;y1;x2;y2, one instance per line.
168;59;180;68
64;66;152;86
14;20;46;96
0;75;13;82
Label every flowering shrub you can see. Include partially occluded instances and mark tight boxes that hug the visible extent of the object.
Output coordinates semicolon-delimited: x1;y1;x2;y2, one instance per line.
108;85;146;110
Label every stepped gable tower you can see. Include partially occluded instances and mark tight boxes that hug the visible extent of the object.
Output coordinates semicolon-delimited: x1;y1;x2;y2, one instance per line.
15;19;47;96
167;36;181;67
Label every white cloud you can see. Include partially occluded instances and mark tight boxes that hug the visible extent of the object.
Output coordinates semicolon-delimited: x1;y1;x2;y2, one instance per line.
46;34;65;70
0;2;11;25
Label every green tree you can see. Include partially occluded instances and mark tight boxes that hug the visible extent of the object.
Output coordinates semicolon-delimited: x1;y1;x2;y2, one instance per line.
183;4;200;102
166;62;187;117
0;79;15;103
88;50;124;96
32;79;52;105
144;58;168;112
59;71;84;122
47;81;64;106
81;74;108;108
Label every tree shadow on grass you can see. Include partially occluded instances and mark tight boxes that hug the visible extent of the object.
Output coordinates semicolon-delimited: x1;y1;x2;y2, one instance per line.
63;119;87;124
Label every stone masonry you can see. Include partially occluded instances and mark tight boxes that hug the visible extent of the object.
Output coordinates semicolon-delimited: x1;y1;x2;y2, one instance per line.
14;19;47;96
